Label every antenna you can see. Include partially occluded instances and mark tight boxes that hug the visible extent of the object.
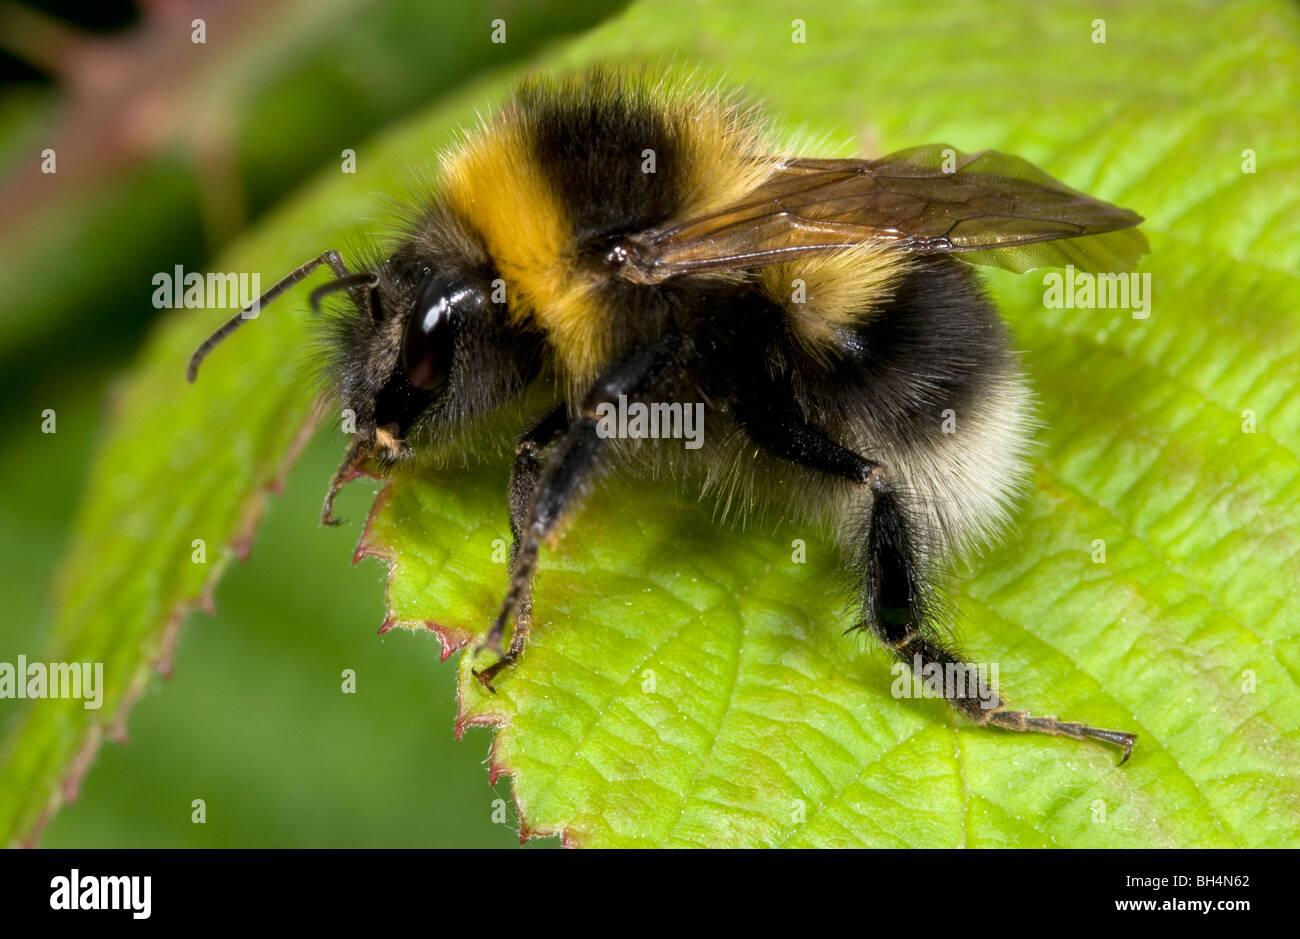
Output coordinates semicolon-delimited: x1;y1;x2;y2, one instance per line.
186;249;357;382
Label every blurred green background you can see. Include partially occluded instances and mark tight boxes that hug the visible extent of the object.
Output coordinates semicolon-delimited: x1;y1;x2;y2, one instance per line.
0;0;633;847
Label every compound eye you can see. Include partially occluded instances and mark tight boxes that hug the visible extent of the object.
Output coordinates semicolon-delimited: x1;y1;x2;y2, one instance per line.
401;276;466;392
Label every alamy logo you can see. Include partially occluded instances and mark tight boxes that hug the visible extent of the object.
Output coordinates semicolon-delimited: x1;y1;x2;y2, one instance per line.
1042;265;1152;319
152;265;262;314
0;656;103;709
890;655;1000;711
593;395;705;450
50;869;151;919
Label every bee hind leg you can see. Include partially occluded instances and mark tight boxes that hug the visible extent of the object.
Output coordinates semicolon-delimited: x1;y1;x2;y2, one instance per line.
859;468;1138;763
730;390;1137;762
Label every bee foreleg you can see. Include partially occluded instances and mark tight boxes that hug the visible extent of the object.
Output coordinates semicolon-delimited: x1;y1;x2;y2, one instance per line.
474;403;569;665
474;336;680;690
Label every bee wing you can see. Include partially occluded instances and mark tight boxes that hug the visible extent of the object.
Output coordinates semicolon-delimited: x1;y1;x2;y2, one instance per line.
616;145;1148;283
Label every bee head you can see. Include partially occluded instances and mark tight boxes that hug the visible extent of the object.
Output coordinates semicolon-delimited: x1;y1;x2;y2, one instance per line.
331;252;496;463
322;214;545;517
187;211;540;525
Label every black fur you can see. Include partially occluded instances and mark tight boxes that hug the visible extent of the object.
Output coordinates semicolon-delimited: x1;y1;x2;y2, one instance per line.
522;71;686;248
798;256;1011;448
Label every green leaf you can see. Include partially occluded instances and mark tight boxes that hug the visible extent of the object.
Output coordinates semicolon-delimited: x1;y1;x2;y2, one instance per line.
366;0;1300;846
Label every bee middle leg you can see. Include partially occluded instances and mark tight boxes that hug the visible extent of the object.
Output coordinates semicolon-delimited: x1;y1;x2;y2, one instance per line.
474;335;680;689
732;390;1136;762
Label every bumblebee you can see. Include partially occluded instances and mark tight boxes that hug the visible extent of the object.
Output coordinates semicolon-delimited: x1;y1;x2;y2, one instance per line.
189;70;1146;760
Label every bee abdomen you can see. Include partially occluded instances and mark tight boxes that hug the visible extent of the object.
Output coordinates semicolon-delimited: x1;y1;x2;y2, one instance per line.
830;258;1035;560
